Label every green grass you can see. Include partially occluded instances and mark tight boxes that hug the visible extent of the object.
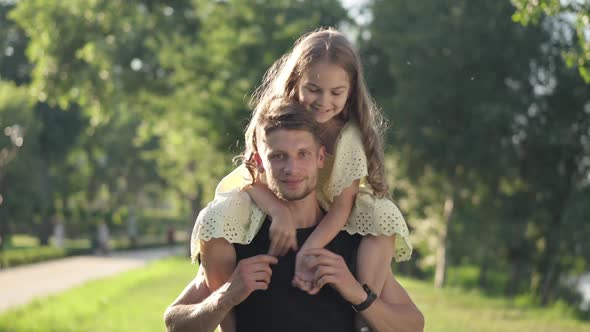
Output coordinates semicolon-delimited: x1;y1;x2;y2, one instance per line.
0;256;589;332
408;278;590;332
0;257;196;332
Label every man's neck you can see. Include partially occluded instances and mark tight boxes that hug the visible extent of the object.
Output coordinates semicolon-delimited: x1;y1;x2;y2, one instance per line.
283;192;323;229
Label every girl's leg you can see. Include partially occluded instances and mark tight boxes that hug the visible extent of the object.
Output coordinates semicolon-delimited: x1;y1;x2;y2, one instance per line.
356;234;396;297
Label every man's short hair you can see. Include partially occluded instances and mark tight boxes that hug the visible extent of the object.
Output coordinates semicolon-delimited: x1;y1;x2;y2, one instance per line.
256;98;321;145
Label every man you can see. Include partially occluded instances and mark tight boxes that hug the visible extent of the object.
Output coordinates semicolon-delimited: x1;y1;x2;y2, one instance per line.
164;101;424;332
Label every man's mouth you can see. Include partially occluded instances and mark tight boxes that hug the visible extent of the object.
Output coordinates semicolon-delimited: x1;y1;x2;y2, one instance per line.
281;178;304;186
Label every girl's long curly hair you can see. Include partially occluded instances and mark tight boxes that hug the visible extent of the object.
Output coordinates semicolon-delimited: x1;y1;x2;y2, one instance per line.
244;27;389;197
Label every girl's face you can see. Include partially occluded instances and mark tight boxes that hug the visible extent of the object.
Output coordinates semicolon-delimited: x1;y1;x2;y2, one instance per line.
297;61;351;124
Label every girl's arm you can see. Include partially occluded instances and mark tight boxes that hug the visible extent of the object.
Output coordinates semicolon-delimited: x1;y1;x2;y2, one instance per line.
292;180;359;292
244;181;286;217
300;179;359;251
244;182;297;256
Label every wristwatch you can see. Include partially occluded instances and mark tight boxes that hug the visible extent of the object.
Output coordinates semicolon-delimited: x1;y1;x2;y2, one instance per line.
352;284;377;312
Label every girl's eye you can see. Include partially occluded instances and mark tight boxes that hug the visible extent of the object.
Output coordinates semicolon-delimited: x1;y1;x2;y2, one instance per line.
270;154;284;160
307;87;319;93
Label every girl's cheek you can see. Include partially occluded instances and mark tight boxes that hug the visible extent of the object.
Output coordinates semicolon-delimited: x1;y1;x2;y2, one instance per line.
301;99;313;111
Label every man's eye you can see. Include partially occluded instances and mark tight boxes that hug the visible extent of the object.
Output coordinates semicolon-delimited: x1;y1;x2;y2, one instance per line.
270;154;284;160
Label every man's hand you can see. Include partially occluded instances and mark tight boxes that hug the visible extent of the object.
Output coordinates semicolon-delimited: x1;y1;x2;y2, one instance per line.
292;251;322;295
267;209;298;256
223;255;278;307
300;248;366;304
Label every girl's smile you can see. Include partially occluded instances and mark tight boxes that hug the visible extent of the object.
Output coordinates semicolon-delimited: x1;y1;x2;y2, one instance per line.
297;61;351;124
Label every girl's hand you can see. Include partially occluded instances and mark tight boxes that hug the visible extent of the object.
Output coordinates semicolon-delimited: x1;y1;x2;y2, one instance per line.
292;251;322;294
300;248;366;304
267;209;298;256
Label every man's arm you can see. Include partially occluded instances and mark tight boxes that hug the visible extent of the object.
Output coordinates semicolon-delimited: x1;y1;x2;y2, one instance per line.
356;271;425;332
164;255;278;332
305;248;424;332
199;238;239;332
164;267;233;332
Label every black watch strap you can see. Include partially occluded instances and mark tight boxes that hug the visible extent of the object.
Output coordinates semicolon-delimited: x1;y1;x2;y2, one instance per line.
352;284;377;312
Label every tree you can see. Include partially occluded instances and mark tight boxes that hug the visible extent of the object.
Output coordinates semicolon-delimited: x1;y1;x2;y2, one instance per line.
33;103;87;245
364;0;545;288
513;48;590;304
1;1;94;246
0;81;35;249
364;0;590;306
11;0;349;222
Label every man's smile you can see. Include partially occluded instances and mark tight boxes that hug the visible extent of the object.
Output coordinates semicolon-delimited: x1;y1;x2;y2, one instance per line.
280;178;305;188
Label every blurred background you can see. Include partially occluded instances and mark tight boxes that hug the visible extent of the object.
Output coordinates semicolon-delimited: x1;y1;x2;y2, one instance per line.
0;0;589;331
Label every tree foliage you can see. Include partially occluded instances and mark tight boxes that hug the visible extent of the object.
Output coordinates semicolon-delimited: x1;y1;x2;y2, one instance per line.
512;0;590;83
365;0;590;306
4;0;349;244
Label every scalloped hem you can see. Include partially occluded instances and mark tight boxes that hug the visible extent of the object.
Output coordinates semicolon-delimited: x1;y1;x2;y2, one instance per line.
341;228;413;262
190;234;257;263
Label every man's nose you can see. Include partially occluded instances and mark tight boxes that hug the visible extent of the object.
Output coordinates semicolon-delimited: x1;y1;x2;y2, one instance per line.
283;158;297;174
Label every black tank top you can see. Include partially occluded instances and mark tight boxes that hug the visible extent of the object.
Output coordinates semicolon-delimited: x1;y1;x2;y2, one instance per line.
234;217;361;332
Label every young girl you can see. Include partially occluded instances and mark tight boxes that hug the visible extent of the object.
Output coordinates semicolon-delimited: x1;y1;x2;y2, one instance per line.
193;28;411;299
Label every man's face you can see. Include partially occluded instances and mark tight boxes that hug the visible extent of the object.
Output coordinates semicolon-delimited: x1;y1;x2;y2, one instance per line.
257;129;325;201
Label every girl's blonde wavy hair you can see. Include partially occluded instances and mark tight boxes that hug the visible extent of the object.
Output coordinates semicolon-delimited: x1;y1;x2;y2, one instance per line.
244;27;389;197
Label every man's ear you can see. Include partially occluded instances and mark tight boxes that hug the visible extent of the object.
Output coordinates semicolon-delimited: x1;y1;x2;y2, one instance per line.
253;152;265;173
317;146;326;168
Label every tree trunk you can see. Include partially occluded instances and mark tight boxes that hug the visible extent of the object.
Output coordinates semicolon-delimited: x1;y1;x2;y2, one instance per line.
506;221;527;296
540;258;560;305
0;147;18;250
38;157;52;246
53;221;65;248
537;154;576;305
186;184;203;257
0;209;8;251
478;255;489;289
539;208;564;305
434;190;456;289
190;184;203;221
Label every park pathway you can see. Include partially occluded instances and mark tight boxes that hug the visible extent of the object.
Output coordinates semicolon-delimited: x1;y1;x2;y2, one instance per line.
0;246;186;313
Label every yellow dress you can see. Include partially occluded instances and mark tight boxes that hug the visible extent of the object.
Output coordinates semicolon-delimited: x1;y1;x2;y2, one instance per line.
191;122;412;262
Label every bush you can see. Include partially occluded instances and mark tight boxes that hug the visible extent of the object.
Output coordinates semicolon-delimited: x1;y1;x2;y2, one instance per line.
0;246;67;268
0;237;188;269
